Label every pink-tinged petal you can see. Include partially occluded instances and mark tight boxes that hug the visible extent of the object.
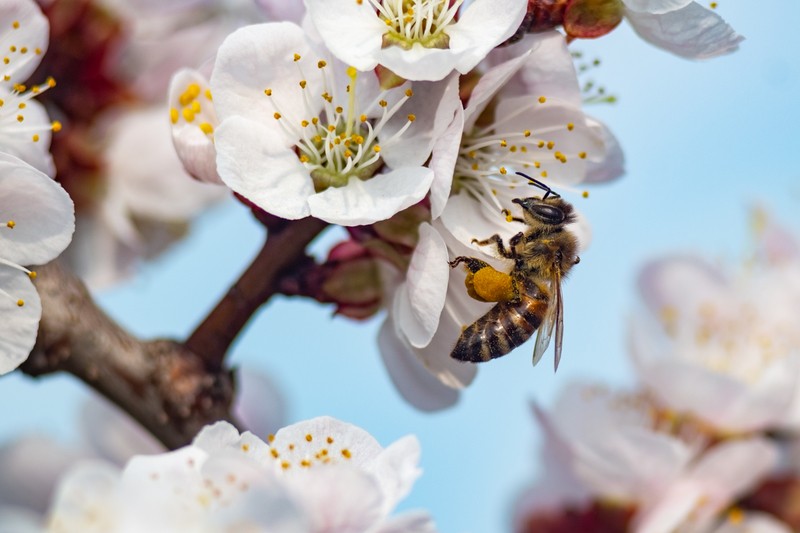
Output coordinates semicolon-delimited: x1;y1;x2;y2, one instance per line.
635;480;705;533
234;368;287;441
0;0;48;85
429;105;463;219
0;263;40;374
377;319;460;411
211;22;319;129
443;0;528;74
168;69;222;185
625;2;744;59
257;0;305;22
397;224;449;348
0;153;74;265
215;116;313;220
305;0;385;72
622;0;692;14
0;436;92;515
271;416;384;468
79;396;164;465
381;75;460;169
308;166;434;226
585;116;626;183
47;461;121;532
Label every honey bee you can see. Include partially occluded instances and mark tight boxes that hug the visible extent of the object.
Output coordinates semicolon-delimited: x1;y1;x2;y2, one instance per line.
448;172;579;369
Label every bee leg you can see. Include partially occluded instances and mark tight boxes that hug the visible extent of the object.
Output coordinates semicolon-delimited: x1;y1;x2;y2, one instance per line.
448;256;490;273
501;208;525;224
472;234;517;259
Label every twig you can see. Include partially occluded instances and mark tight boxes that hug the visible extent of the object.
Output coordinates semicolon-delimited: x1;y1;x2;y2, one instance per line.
185;216;328;369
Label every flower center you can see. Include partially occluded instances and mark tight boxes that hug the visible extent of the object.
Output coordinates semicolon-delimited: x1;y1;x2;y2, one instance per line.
365;0;464;49
170;82;216;138
265;432;355;470
265;58;416;192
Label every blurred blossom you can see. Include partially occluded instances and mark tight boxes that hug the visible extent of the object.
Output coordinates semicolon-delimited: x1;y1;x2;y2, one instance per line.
0;366;284;524
517;382;778;533
210;21;458;225
0;153;74;374
378;31;622;409
631;250;800;434
33;417;435;532
305;0;527;82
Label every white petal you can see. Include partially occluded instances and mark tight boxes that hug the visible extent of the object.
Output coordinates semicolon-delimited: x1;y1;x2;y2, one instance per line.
622;0;692;13
428;105;463;219
0;153;74;265
0;0;48;85
308;166;434;226
585;116;626;183
215;116;313;220
233;368;287;441
79;395;164;464
626;2;744;59
305;0;385;72
378;512;437;533
398;224;449;348
368;435;422;513
377;319;460;411
637;255;727;316
463;47;532;131
0;94;55;177
381;75;460;169
0;265;39;374
271;416;384;468
47;461;121;532
211;22;319;126
712;513;794;533
168;69;222;185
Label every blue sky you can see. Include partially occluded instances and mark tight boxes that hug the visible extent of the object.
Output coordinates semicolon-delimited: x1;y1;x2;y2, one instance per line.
2;3;800;532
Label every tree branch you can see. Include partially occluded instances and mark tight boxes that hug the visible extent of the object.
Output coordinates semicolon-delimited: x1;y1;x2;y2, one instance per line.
184;216;328;368
21;262;235;450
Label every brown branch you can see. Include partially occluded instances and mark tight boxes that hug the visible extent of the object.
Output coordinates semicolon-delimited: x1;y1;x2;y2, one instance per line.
21;262;236;450
184;216;328;368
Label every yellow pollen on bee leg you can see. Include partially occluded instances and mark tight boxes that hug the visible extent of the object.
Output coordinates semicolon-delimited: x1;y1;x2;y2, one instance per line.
6;220;15;228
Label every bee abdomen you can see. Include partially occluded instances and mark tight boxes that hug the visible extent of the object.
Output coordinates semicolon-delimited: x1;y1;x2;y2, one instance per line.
451;292;549;363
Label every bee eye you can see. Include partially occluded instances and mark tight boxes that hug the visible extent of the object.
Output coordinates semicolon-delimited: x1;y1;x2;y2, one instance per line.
530;204;565;224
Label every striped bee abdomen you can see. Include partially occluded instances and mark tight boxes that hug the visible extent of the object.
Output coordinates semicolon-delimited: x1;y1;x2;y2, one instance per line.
450;280;549;363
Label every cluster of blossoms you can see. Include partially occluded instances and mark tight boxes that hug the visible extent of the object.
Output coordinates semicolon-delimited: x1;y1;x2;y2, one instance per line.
0;416;435;532
0;0;74;373
514;215;800;532
165;0;741;409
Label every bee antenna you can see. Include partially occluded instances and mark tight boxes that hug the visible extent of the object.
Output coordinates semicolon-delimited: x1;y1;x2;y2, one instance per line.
515;172;560;200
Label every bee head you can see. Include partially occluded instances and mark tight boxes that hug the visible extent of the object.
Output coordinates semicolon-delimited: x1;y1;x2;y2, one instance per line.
512;196;575;226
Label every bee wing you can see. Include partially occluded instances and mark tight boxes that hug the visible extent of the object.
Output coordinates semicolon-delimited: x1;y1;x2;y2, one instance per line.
531;269;564;370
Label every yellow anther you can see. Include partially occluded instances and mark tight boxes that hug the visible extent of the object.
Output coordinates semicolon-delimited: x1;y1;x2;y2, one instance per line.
305;434;313;442
523;129;531;137
509;145;517;153
19;47;27;54
327;124;336;132
12;21;20;29
567;122;574;131
51;121;62;132
264;88;272;96
407;114;416;122
341;449;352;459
343;150;353;158
199;122;214;134
538;96;546;103
540;171;548;177
499;167;507;174
299;80;307;89
582;191;589;198
301;120;309;127
2;58;8;65
13;83;25;92
190;100;201;113
709;1;718;8
179;83;201;106
318;60;327;68
31;133;39;142
359;114;367;122
726;508;744;525
499;139;507;147
169;108;179;124
335;106;343;114
16;115;23;122
299;154;309;163
373;145;381;153
346;65;357;79
311;117;319;125
16;299;24;307
546;141;554;150
274;112;282;119
293;53;301;62
28;271;36;279
405;88;413;97
471;163;479;170
537;141;545;148
534;161;541;168
379;99;387;107
579;151;587;159
6;220;15;228
300;460;311;467
281;461;290;469
9;46;16;52
204;88;212;100
182;108;195;122
35;47;41;55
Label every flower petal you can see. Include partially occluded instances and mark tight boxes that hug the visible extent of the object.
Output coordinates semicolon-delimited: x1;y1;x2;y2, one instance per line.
0;0;48;85
215;116;313;220
0;153;74;266
428;105;463;219
584;116;625;183
622;0;692;14
0;93;55;177
377;319;460;411
625;2;744;59
307;166;434;226
305;0;386;72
